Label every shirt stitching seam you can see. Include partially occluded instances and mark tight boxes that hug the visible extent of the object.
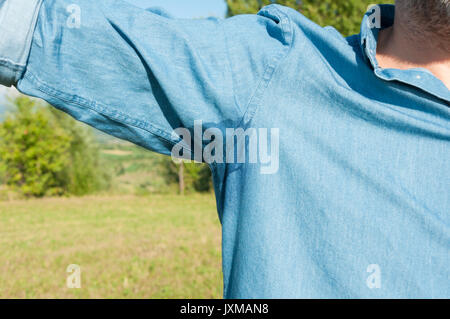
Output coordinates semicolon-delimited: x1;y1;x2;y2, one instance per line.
221;21;246;118
0;58;26;70
238;5;293;127
23;70;194;153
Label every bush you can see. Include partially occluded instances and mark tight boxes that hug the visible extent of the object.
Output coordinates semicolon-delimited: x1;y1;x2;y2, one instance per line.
0;96;111;197
47;106;112;195
161;158;213;194
226;0;394;36
0;97;71;197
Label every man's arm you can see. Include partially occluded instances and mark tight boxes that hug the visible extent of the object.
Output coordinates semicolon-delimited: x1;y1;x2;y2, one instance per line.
0;0;291;156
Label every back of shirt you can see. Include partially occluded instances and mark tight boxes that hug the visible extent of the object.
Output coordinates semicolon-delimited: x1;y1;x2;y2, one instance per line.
216;5;449;298
0;1;448;298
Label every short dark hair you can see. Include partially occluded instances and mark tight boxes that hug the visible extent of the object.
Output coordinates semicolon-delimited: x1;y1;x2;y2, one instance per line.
395;0;450;50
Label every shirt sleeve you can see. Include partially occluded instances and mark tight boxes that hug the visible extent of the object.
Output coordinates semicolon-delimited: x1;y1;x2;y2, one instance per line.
1;0;291;157
0;0;43;86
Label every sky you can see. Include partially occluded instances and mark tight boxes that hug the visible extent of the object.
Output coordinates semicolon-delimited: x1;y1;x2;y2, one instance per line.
126;0;227;18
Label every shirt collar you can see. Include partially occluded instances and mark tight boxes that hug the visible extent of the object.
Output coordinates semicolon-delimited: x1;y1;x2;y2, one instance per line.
359;4;450;103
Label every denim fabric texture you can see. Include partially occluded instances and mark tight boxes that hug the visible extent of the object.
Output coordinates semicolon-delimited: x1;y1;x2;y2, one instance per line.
0;1;449;298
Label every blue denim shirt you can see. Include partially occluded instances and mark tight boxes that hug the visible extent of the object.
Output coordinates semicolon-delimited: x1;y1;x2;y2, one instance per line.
1;0;449;298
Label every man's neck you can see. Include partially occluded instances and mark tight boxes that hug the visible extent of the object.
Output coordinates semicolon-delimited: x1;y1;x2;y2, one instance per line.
376;15;450;89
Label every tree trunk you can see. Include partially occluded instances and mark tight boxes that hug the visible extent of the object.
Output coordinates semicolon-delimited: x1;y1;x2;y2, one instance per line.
178;162;185;195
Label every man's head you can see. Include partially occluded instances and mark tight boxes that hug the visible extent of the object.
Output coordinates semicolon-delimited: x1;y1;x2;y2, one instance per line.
396;0;450;19
395;0;450;49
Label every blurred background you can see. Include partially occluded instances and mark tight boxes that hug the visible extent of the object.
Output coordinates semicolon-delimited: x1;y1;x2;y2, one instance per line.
0;0;393;298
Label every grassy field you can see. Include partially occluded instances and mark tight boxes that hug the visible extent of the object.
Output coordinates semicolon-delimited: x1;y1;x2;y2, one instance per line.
0;194;222;298
99;143;173;195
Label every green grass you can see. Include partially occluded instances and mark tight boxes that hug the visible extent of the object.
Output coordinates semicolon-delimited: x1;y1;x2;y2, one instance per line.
0;194;222;298
99;143;175;195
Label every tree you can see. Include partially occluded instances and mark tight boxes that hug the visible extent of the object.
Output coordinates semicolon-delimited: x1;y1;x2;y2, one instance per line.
0;96;110;197
0;97;71;197
226;0;394;36
47;107;111;195
178;161;185;195
161;158;213;194
226;0;301;16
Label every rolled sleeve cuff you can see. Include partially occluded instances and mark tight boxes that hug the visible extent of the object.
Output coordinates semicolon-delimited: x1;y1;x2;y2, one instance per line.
0;0;43;87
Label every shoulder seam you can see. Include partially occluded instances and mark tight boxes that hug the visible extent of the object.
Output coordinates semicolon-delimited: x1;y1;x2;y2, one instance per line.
239;5;294;127
22;70;188;151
